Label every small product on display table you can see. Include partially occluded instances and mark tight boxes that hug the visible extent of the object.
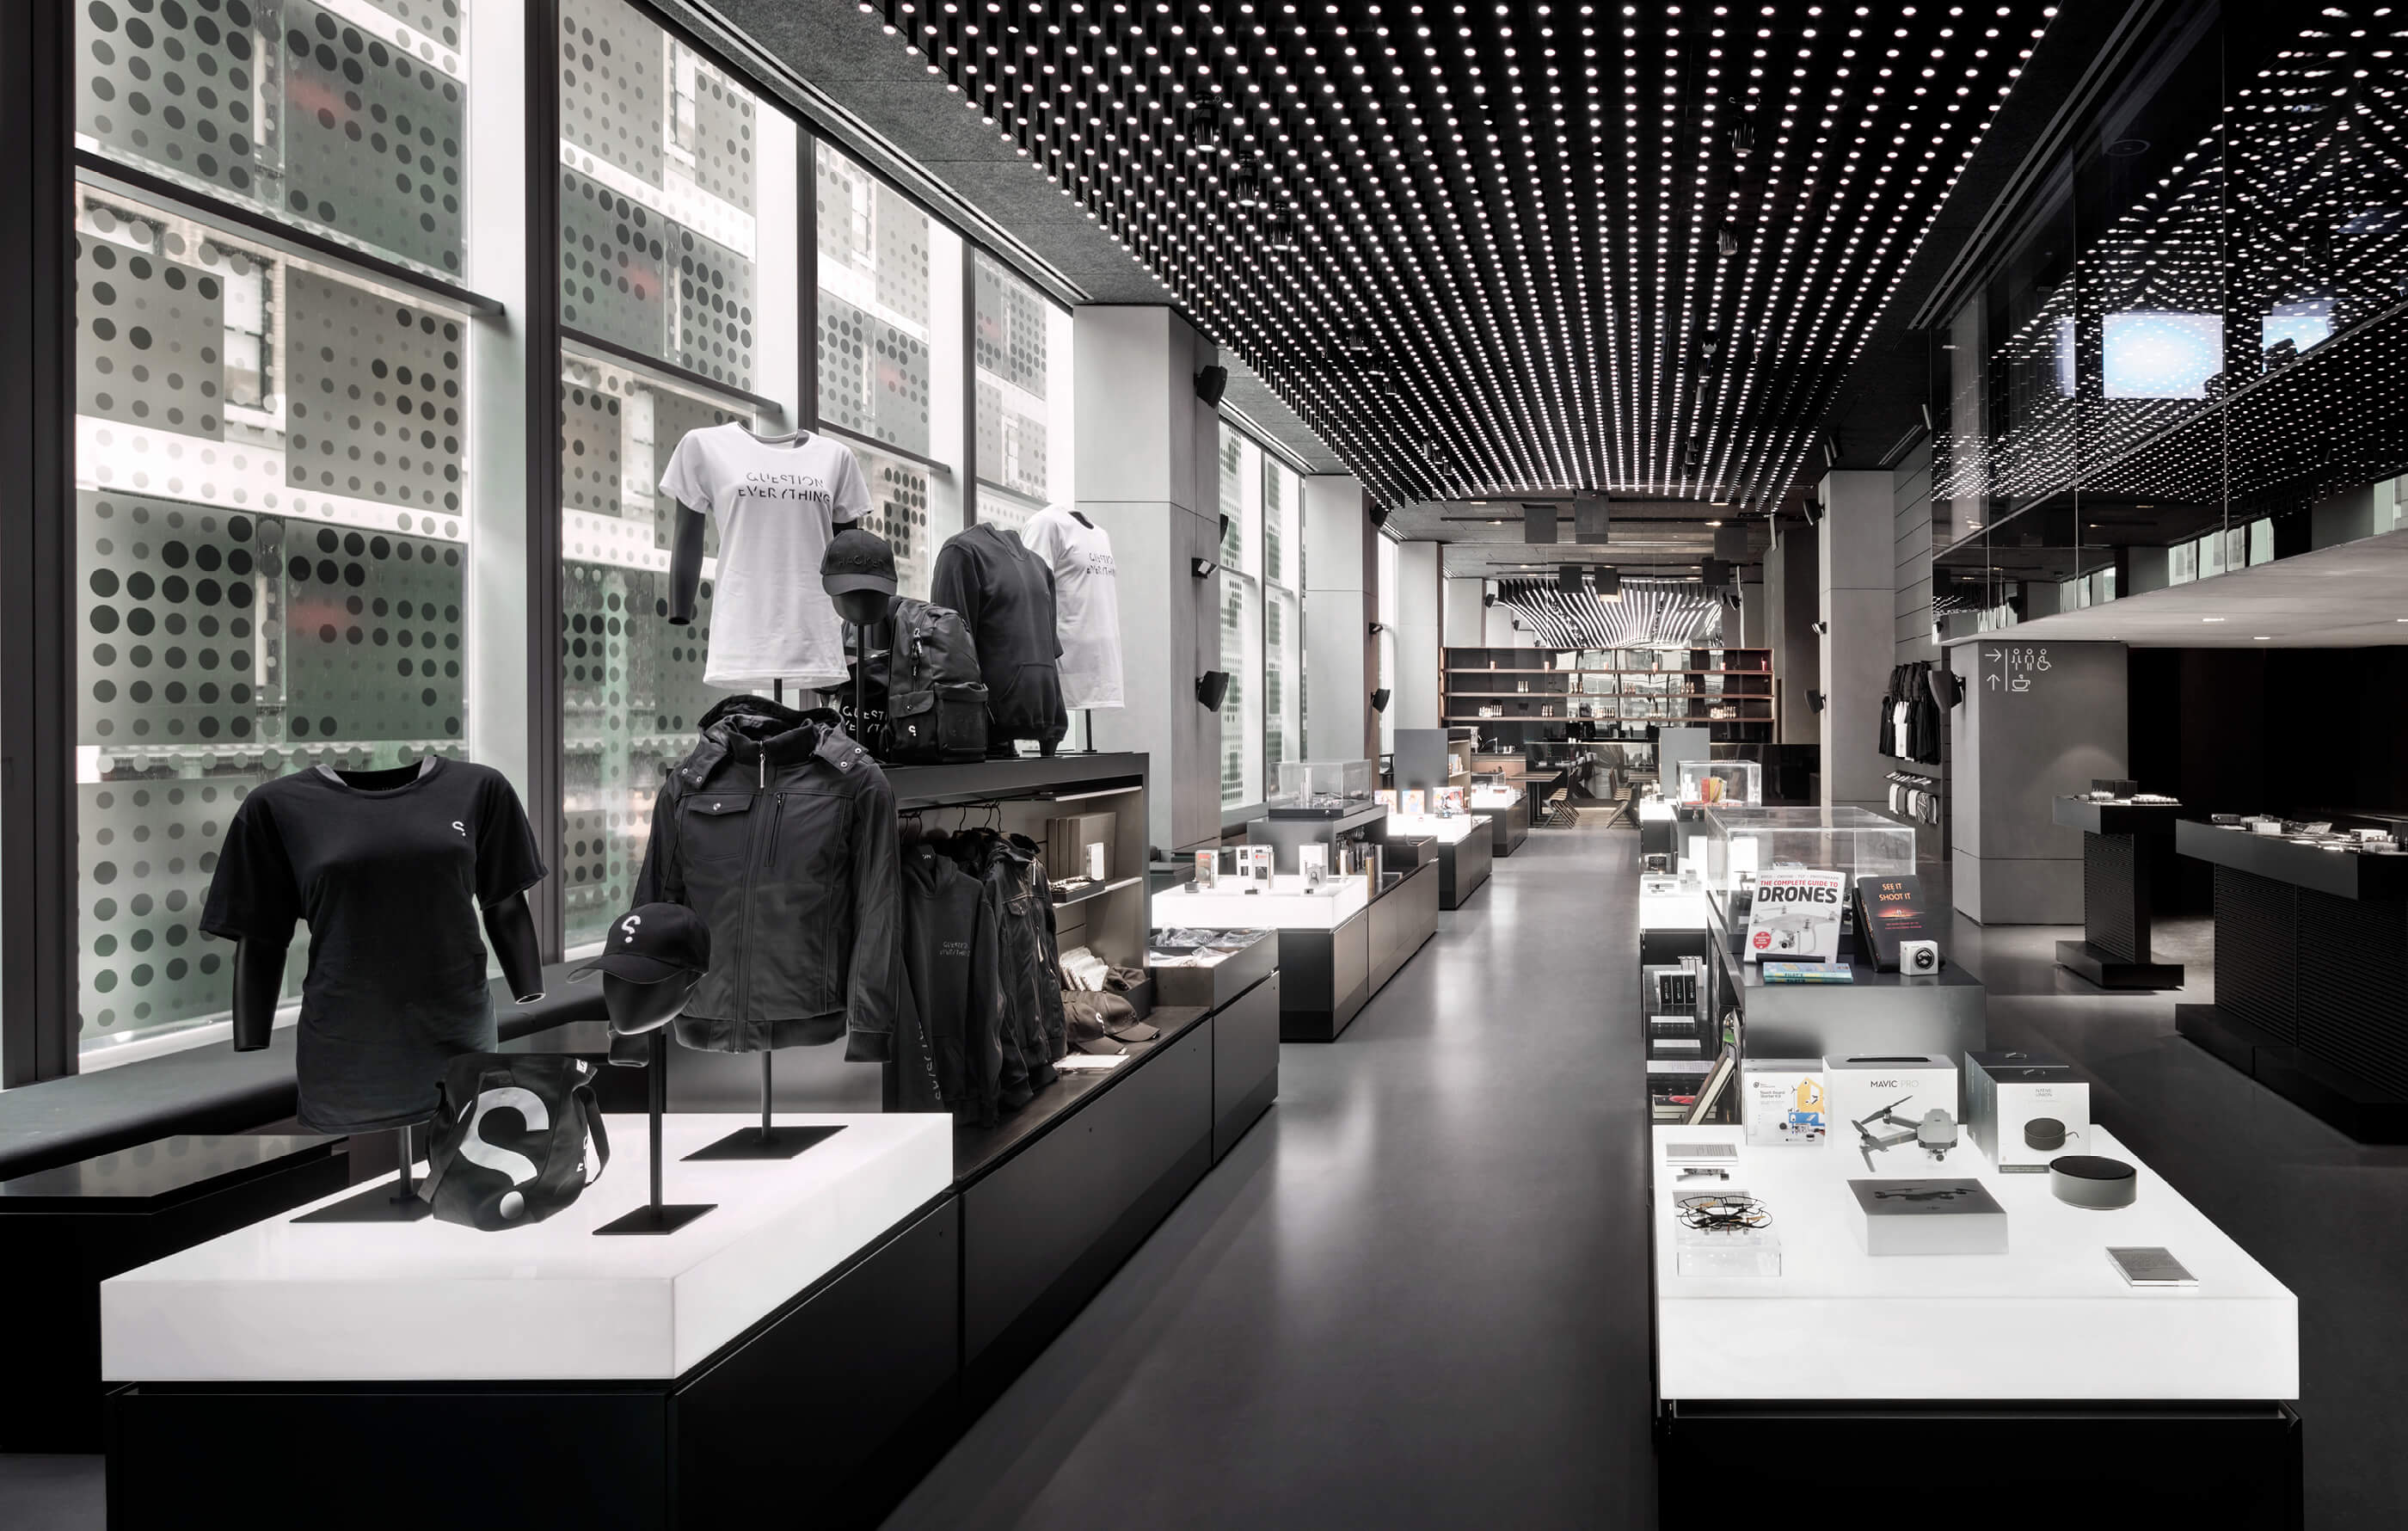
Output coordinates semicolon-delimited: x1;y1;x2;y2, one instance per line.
1650;1122;2300;1528
2052;781;2185;990
2174;814;2408;1141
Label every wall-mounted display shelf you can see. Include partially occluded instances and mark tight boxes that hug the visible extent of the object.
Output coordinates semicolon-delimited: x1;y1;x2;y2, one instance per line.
1443;648;1776;745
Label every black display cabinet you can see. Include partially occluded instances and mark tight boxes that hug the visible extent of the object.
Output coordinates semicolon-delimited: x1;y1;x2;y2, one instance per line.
0;1134;345;1451
2051;796;2185;989
2174;819;2408;1141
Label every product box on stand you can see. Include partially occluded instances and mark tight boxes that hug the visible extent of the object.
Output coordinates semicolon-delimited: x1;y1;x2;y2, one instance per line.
1965;1050;2091;1171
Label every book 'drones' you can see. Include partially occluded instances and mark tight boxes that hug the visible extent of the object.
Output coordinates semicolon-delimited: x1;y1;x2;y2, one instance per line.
1743;870;1846;963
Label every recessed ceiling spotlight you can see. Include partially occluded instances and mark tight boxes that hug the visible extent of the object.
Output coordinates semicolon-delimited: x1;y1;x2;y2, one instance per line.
2253;635;2272;641
2202;617;2227;623
2105;138;2151;157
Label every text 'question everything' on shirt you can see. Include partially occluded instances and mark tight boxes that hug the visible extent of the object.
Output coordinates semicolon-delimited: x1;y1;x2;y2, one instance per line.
659;424;873;692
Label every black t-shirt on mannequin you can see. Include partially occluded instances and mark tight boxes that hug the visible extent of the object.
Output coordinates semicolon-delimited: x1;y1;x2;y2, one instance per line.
201;758;547;1134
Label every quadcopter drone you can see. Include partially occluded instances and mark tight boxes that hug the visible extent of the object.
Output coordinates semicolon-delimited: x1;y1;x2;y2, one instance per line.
1675;1192;1772;1235
1852;1097;1960;1172
1869;1184;1980;1204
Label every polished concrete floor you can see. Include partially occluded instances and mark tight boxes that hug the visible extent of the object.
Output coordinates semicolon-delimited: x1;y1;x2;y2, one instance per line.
880;826;1660;1530
9;827;2407;1528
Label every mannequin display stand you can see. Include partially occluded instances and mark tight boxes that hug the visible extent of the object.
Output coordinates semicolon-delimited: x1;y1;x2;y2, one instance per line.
597;1032;716;1234
687;1052;843;1161
292;1125;433;1224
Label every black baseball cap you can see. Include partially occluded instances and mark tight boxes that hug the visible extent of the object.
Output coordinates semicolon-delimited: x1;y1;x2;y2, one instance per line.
821;527;899;596
569;902;711;984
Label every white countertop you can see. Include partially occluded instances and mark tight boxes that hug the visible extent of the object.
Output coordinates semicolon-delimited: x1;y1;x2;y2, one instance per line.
1654;1125;2296;1401
1152;871;1370;930
102;1112;951;1383
1385;813;1484;845
1638;877;1713;932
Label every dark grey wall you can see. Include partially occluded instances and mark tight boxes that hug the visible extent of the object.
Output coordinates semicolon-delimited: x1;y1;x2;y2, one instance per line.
1950;639;2128;924
1889;440;1948;867
1892;440;1938;667
1763;525;1820;747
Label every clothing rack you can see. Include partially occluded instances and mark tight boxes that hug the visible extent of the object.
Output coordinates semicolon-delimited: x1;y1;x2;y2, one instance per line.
1885;769;1944;826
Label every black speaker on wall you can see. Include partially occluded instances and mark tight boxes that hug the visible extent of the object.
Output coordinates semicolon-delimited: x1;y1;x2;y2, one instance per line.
1371;688;1392;714
1195;366;1229;406
1369;502;1391;530
1195;671;1232;710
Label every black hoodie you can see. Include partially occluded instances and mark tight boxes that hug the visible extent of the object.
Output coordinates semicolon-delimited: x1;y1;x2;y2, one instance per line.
898;840;1012;1122
931;523;1068;746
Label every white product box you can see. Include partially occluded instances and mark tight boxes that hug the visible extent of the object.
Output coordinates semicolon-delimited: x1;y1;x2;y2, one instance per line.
1847;1178;2009;1255
1965;1051;2092;1171
1742;1058;1829;1147
1828;1055;1959;1133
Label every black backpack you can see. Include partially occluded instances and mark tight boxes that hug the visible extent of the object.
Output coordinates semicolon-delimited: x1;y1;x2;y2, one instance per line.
420;1054;611;1231
880;598;987;762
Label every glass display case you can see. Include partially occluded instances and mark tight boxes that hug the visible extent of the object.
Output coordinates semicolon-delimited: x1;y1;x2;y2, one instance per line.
1677;759;1762;808
1269;758;1378;815
1701;806;1915;895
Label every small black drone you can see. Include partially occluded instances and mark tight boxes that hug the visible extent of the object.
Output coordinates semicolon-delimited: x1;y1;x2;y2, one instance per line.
1675;1192;1772;1234
1869;1184;1979;1204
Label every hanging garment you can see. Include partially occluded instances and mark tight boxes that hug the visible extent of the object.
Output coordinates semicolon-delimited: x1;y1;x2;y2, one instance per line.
898;840;1011;1122
635;699;918;1083
1021;505;1125;710
931;523;1070;747
941;828;1069;1091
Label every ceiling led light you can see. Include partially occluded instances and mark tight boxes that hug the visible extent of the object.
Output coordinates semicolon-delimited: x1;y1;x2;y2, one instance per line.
865;0;2058;507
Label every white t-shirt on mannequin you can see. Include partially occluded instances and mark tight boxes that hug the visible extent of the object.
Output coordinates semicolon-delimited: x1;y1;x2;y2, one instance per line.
659;424;870;691
1021;503;1123;710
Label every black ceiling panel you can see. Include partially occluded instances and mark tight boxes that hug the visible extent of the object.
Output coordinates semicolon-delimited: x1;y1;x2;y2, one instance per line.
861;0;2055;511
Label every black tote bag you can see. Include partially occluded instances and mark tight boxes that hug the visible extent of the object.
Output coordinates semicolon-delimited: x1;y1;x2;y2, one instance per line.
419;1054;611;1231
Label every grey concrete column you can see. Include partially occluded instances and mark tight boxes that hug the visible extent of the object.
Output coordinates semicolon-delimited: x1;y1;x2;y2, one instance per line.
1442;575;1486;648
1738;579;1767;649
1303;475;1376;759
1076;306;1222;853
1817;470;1892;813
1390;541;1441;729
1950;639;2128;923
1762;525;1820;747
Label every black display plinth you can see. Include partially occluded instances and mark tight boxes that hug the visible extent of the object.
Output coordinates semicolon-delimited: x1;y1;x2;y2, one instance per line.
2051;797;2183;990
1656;1399;2301;1531
1436;825;1492;909
2175;1004;2408;1143
0;1134;344;1452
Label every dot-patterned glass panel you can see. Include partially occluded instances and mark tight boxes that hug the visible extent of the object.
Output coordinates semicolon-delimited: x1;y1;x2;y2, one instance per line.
557;0;764;391
73;184;474;1058
848;441;933;603
77;0;469;279
557;349;746;948
973;250;1049;501
817;143;932;456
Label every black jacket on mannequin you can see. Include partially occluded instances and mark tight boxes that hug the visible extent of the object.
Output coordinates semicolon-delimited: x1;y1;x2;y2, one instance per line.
635;698;913;1074
931;523;1067;746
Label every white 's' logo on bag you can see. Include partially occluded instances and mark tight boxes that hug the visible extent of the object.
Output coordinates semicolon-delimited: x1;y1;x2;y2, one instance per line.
463;1086;548;1221
452;821;466;836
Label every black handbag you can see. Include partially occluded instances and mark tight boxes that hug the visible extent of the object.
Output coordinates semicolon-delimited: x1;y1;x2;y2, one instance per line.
420;1054;611;1231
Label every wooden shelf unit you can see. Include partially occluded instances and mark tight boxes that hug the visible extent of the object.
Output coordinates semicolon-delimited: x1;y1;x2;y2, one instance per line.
1442;646;1777;746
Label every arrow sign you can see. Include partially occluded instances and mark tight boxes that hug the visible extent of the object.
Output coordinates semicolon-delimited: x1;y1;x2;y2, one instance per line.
1986;649;2003;662
1986;673;2003;690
